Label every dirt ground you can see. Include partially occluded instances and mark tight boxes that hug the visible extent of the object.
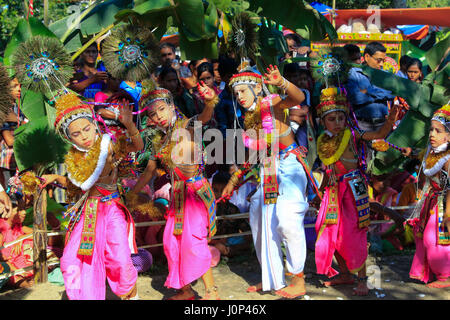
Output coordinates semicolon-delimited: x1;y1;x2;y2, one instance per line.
0;249;448;300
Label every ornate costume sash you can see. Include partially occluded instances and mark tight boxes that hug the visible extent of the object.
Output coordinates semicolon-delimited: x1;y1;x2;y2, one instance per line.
78;198;99;256
420;188;450;245
195;182;217;239
324;185;339;225
436;193;450;245
172;168;217;238
262;155;278;204
324;170;370;229
172;180;186;236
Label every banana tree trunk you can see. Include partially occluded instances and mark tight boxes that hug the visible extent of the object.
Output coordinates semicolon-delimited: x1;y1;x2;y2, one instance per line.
33;187;48;283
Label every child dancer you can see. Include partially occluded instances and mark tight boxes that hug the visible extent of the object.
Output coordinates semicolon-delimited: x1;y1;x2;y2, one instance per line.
129;84;221;300
221;65;320;299
314;87;400;296
403;104;450;288
41;92;143;299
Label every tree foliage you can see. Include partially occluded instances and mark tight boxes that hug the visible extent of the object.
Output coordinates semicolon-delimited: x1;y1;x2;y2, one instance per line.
0;0;88;54
306;0;450;9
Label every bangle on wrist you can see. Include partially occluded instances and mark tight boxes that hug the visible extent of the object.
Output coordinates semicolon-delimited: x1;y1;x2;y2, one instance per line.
129;130;140;139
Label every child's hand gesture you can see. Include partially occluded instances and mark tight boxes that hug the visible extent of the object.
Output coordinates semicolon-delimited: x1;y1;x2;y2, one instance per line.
402;147;412;157
387;104;401;126
118;99;134;127
197;81;216;102
264;64;283;87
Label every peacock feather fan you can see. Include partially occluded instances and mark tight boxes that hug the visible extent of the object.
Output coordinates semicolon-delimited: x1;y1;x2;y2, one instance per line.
310;46;351;88
101;24;159;82
11;36;73;94
0;63;14;128
229;12;260;63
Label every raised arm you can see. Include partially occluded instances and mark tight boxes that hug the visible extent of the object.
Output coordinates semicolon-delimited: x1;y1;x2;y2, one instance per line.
357;104;400;141
130;159;157;194
196;81;219;125
118;99;144;152
264;65;305;109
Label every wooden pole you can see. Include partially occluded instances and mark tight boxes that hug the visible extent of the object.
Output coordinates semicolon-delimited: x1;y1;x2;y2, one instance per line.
33;188;48;283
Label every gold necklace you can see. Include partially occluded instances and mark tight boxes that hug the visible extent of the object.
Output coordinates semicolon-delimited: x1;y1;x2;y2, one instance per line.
425;149;450;170
317;128;351;166
65;135;102;184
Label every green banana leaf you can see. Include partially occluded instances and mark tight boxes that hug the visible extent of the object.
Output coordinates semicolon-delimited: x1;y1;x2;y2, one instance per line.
213;0;250;14
20;90;48;121
425;33;450;71
116;0;220;59
361;66;450;175
257;19;289;70
13;117;69;173
248;0;337;41
116;0;214;42
114;0;175;40
176;1;220;60
49;0;133;53
402;41;427;67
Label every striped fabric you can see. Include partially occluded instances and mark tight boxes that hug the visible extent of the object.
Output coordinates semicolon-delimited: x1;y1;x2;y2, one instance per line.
0;140;15;170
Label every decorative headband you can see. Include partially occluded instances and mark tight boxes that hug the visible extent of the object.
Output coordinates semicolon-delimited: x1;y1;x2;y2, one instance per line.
139;88;174;111
316;87;349;119
431;104;450;131
229;72;263;88
54;92;94;139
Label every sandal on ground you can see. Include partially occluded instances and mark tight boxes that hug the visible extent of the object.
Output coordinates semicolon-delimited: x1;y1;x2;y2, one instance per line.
426;281;450;289
246;283;263;293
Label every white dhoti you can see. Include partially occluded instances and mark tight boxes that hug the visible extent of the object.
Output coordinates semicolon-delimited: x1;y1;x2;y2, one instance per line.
249;152;309;291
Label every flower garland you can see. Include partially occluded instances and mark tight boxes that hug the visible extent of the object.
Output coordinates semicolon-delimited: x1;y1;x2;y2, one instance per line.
423;146;450;177
243;97;263;138
317;128;351;166
65;134;110;191
152;117;186;171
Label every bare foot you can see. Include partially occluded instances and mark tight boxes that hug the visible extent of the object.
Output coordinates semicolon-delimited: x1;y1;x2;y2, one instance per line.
275;274;306;299
17;278;34;289
201;286;220;300
119;284;138;300
167;288;196;300
246;282;262;293
353;281;369;296
324;273;355;287
426;278;450;288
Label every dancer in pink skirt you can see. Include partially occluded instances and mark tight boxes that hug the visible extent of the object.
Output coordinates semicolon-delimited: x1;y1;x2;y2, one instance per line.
403;104;450;288
314;87;399;296
41;92;143;299
130;84;220;300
